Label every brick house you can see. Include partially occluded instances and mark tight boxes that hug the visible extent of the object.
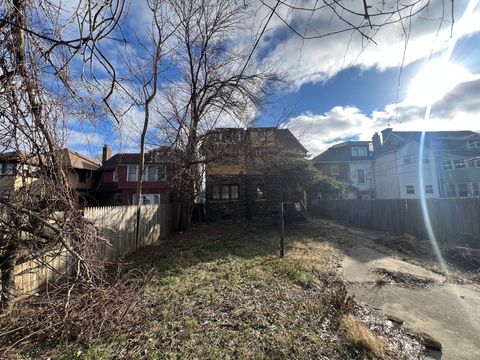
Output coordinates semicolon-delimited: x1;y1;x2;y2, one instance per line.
94;145;175;206
204;127;307;221
312;141;375;199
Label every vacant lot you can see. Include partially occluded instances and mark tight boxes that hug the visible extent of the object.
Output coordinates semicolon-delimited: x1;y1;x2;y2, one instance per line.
1;220;425;359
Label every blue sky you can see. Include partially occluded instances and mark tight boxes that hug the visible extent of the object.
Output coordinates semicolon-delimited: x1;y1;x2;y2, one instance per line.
66;0;480;158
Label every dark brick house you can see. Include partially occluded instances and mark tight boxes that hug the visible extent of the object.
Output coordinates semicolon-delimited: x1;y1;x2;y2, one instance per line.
94;145;175;206
204;127;307;221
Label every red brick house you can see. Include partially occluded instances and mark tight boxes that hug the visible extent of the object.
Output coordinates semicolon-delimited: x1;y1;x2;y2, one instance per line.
94;145;175;206
312;141;375;199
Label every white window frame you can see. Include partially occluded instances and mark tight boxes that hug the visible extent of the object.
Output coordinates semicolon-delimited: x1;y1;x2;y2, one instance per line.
356;169;365;184
442;161;452;170
454;159;466;169
330;165;339;175
127;165;138;182
113;168;118;182
425;185;434;194
142;165;167;182
457;183;468;197
351;147;367;157
406;185;415;194
472;183;480;196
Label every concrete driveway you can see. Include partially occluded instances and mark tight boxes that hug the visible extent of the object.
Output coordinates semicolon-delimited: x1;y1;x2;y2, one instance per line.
340;237;480;360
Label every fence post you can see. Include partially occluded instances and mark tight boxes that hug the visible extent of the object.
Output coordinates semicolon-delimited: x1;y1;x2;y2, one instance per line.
280;203;285;258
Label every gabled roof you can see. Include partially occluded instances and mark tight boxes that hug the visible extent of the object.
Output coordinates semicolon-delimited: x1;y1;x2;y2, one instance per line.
312;141;372;162
102;146;176;170
61;149;100;170
379;130;480;156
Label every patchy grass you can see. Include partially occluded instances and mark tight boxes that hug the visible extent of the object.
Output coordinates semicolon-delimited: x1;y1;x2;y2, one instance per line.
4;219;421;359
341;314;387;358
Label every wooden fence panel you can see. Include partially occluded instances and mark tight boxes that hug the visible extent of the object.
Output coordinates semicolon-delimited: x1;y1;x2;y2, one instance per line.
13;204;175;296
311;198;480;243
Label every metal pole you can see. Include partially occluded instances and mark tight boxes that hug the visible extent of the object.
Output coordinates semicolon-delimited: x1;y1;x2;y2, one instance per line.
280;203;285;258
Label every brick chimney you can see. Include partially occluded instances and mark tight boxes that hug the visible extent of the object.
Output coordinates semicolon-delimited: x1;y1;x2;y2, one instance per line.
381;128;393;143
102;144;112;164
372;132;382;153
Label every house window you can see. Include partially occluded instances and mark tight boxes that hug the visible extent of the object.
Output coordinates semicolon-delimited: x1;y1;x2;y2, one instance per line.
330;165;339;175
447;184;456;197
212;185;220;200
357;169;365;184
468;159;475;168
425;185;434;194
467;140;480;149
351;147;367;157
212;184;239;200
406;185;415;194
256;184;265;199
132;193;161;205
127;165;138;182
442;161;452;170
403;155;412;164
472;183;480;196
113;168;118;182
454;159;466;169
0;162;15;175
457;183;468;197
114;193;122;205
142;165;167;182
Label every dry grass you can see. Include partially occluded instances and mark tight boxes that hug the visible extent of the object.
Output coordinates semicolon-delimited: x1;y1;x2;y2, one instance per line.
342;314;388;358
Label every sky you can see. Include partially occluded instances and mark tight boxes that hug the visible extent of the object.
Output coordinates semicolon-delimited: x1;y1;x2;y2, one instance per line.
65;0;480;159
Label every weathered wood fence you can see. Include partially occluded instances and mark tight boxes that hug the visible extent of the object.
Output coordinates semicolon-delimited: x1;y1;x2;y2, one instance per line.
14;204;174;295
311;199;480;243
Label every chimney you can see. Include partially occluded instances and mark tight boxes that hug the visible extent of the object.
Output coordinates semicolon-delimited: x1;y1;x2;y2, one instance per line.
372;132;382;153
381;128;393;143
102;144;112;164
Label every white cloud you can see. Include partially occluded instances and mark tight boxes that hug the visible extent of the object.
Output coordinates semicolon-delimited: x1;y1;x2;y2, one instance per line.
283;77;480;155
255;0;480;88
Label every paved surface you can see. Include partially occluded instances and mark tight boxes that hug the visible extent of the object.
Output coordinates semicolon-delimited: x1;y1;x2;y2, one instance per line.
340;235;480;360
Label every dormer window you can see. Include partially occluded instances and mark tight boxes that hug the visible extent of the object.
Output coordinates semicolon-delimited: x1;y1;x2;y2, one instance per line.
351;147;367;157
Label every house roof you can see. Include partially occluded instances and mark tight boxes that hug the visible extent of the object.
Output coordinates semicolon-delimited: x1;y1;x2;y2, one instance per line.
101;146;176;170
61;149;100;170
312;141;372;162
210;127;307;153
379;130;480;156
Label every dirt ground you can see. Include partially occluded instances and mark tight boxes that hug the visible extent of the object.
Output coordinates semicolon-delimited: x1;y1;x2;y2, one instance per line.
309;218;480;360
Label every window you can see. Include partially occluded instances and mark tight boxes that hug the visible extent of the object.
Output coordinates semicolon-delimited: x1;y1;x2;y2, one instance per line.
114;193;122;205
0;162;15;175
256;184;265;199
468;159;475;168
472;183;480;196
458;183;468;197
221;185;230;200
467;140;480;149
113;168;118;182
330;165;339;175
127;165;138;182
454;159;466;169
442;161;452;170
403;155;412;164
132;193;160;205
78;170;87;183
351;147;368;157
357;169;365;184
212;186;220;200
425;185;434;194
212;184;239;200
142;165;167;182
406;185;415;194
447;184;456;197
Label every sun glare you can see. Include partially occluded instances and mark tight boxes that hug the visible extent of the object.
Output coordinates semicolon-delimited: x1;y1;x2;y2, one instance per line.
407;61;471;106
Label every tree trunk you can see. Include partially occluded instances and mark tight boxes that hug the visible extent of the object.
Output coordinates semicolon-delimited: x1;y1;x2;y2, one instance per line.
0;242;19;313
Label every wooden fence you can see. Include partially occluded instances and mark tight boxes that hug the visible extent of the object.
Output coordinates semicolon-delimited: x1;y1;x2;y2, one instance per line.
311;198;480;243
14;204;174;295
